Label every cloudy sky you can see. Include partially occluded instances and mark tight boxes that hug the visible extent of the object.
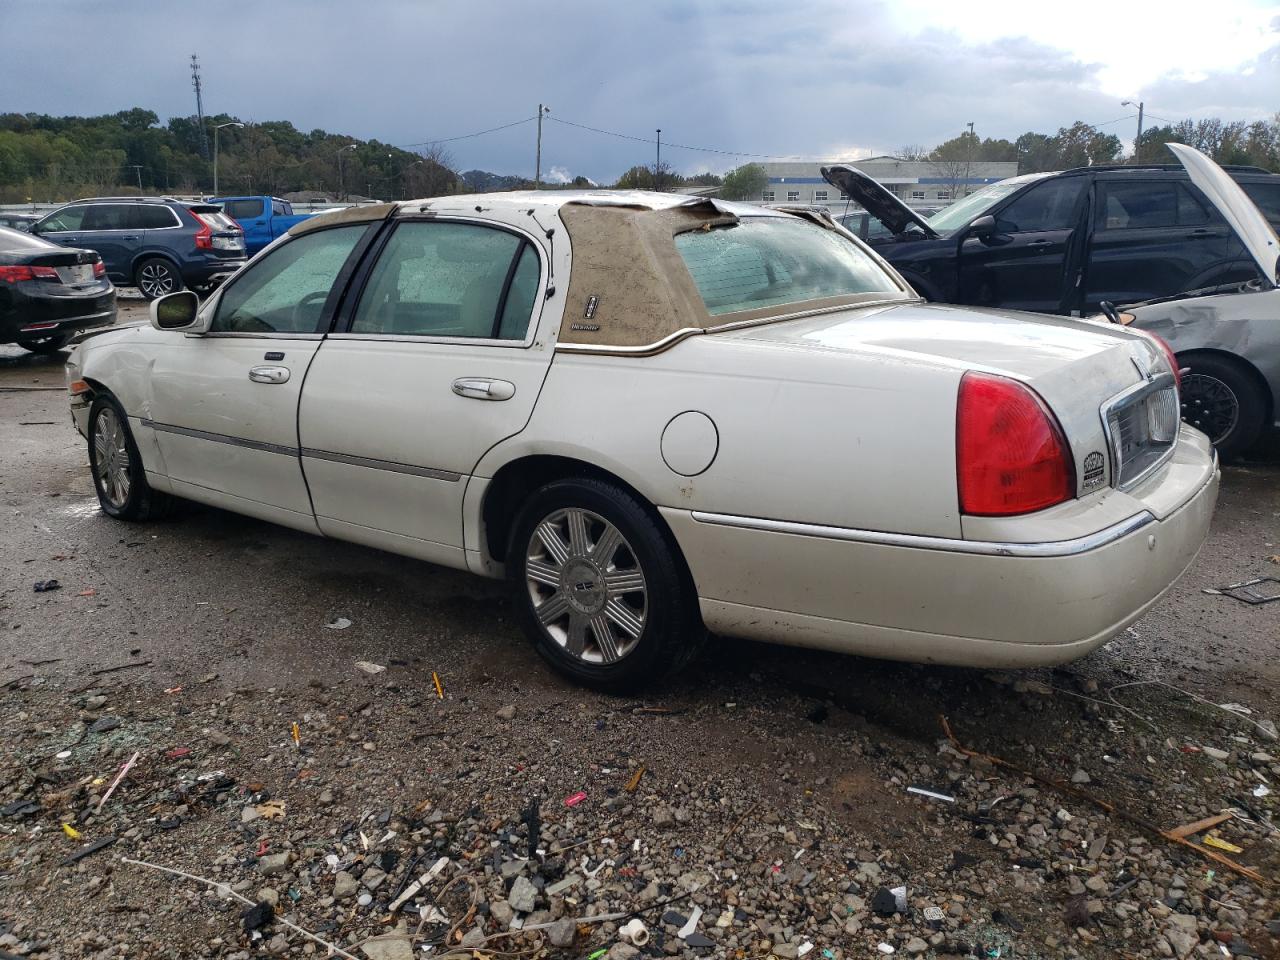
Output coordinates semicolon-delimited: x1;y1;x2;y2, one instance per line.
2;0;1277;182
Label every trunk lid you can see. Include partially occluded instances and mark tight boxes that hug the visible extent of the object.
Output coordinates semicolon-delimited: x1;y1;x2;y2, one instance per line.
722;301;1172;494
821;164;940;239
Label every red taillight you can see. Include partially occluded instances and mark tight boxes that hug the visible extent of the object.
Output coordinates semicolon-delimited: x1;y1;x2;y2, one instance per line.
1145;332;1181;390
0;265;58;283
93;260;105;277
957;371;1075;516
192;212;213;250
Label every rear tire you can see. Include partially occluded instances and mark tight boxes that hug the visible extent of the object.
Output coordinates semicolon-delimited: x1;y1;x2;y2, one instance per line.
508;477;703;692
18;334;72;355
1179;353;1266;459
135;258;183;300
88;395;174;520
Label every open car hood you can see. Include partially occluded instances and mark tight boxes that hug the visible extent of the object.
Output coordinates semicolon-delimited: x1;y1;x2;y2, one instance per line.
821;164;940;239
1168;142;1278;288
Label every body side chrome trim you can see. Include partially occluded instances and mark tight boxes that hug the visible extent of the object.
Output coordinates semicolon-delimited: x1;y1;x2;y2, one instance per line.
140;419;299;457
688;509;1157;557
300;447;461;482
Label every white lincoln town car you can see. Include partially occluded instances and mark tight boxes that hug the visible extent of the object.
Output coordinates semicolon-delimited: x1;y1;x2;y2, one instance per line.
66;190;1219;689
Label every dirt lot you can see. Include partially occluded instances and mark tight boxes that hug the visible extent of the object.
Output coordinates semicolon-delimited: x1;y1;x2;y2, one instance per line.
1;315;1278;960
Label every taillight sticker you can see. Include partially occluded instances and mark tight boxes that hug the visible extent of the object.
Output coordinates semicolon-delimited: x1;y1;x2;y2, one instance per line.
1082;451;1106;489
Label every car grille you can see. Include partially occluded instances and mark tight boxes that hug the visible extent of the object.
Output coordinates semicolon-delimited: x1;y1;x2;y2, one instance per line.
1104;375;1180;488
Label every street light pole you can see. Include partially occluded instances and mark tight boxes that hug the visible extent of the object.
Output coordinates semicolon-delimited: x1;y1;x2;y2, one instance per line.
1123;100;1145;162
336;143;357;200
535;104;550;189
213;121;244;198
964;121;974;198
655;129;662;192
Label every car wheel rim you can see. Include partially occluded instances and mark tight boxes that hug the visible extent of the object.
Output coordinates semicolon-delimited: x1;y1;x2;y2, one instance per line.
525;507;647;664
1180;373;1238;444
93;408;131;507
139;263;174;297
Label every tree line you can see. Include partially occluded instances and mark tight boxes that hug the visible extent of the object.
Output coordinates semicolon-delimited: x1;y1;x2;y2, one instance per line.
2;108;1277;205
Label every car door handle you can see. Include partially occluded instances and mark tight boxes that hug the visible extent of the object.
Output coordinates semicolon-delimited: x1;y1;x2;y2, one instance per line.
452;377;515;401
1027;239;1053;246
1185;230;1214;239
119;235;139;241
249;365;291;384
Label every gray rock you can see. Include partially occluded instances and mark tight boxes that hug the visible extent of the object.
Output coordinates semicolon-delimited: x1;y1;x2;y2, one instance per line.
905;938;929;955
1258;719;1278;742
771;944;799;959
490;900;515;928
508;875;537;913
334;871;359;900
206;730;231;747
496;704;517;721
546;874;581;896
267;933;289;954
652;807;675;828
360;934;414;960
1202;746;1230;760
85;696;107;710
546;918;576;948
1070;769;1091;784
460;928;486;948
606;945;640;960
258;853;292;876
361;866;387;891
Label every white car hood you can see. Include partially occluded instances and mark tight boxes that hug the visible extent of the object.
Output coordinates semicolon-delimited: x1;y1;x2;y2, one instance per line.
1167;142;1278;289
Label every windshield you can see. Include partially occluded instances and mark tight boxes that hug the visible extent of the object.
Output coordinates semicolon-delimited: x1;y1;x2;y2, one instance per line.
926;180;1029;234
674;216;899;316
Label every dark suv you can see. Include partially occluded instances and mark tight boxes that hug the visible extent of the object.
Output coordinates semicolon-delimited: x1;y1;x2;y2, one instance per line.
30;198;247;299
824;162;1280;315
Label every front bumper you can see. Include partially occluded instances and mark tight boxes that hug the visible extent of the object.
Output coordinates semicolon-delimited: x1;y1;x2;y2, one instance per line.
663;430;1220;668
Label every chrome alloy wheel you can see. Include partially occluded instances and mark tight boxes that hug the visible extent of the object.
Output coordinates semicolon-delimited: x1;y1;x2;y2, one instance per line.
1181;373;1239;444
94;407;131;508
138;262;176;298
525;507;647;664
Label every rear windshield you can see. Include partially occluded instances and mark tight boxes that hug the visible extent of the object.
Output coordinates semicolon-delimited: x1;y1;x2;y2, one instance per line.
0;226;54;252
224;198;265;219
673;217;898;316
192;208;241;233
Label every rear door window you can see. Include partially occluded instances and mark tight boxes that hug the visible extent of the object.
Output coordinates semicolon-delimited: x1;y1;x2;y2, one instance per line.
225;198;266;219
993;178;1087;233
80;204;134;231
1098;181;1223;230
1240;182;1280;225
349;221;539;340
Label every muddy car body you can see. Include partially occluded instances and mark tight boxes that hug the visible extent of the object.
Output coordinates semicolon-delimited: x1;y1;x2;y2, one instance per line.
66;192;1218;688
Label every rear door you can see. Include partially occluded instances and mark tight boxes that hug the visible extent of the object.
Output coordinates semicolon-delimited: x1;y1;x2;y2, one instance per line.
297;215;553;568
1085;178;1243;307
145;221;375;530
957;176;1088;313
73;204;142;277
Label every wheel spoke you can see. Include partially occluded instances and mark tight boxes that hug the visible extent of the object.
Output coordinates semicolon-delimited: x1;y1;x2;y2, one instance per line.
535;591;569;626
592;523;623;566
604;568;644;596
526;558;561;588
535;520;570;565
565;613;588;657
566;509;589;556
589;614;620;663
604;597;644;639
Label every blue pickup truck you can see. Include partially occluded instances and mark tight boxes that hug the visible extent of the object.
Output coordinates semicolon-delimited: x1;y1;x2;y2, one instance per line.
211;196;314;256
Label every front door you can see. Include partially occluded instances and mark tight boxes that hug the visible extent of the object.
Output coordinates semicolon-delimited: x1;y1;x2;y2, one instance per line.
958;176;1088;313
145;222;373;531
297;216;553;568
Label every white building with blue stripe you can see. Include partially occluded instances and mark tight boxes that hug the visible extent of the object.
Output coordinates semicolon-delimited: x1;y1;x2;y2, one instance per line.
760;156;1019;209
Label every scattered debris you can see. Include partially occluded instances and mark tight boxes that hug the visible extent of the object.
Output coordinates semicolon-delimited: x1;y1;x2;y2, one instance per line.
354;661;386;676
96;751;139;812
58;836;116;866
625;765;646;792
89;660;152;676
564;790;588;807
325;617;352;630
906;785;955;803
1214;576;1280;604
1168;811;1234;839
677;905;703;939
32;579;61;592
1202;835;1244;854
432;671;444;699
619;918;649;946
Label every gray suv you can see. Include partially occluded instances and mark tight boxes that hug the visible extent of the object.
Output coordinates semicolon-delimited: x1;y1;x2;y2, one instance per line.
32;198;247;299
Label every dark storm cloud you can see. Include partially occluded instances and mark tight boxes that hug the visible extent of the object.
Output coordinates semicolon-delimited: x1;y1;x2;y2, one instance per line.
0;0;1273;182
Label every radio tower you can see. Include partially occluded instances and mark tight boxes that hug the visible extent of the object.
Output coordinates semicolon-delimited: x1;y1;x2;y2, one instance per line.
190;54;209;160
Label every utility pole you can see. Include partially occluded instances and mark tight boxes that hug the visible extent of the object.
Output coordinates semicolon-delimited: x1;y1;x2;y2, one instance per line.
213;121;243;198
1123;100;1145;163
337;143;357;200
129;165;143;192
964;121;974;198
190;54;209;160
534;104;550;189
655;129;662;192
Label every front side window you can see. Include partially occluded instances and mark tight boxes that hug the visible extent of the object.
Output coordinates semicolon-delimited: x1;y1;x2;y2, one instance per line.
994;177;1087;233
350;221;539;340
211;224;367;334
225;198;265;219
674;216;900;316
38;205;87;232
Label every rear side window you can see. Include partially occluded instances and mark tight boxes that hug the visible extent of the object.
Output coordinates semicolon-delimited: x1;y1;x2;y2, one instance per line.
350;221;539;340
1098;181;1218;230
272;200;288;216
1240;182;1280;225
38;205;87;232
225;198;265;219
994;178;1086;233
132;205;180;229
674;216;898;316
80;205;133;231
211;224;367;334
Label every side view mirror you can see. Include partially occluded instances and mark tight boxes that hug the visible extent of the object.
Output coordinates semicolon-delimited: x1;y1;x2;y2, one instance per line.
150;291;203;332
968;215;996;239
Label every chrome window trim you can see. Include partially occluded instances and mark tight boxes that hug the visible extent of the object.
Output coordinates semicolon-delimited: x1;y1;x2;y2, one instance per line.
689;509;1157;558
198;332;324;340
325;331;538;349
1100;370;1179;491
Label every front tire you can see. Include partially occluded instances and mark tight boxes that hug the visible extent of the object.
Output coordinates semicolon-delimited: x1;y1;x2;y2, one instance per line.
508;477;702;692
1179;353;1266;459
135;258;183;300
88;395;173;520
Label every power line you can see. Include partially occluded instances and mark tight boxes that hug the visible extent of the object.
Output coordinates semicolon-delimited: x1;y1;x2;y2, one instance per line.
396;116;538;149
547;115;859;162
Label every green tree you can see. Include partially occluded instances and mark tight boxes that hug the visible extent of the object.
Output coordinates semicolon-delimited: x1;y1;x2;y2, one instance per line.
720;163;766;200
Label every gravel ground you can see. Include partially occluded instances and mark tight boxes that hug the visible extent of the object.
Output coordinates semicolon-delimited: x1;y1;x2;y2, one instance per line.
1;311;1279;959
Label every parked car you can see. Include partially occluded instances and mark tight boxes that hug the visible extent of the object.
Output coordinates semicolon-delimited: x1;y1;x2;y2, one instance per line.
834;207;938;242
66;191;1217;690
30;197;247;299
210;195;314;256
1117;144;1280;458
0;226;114;353
825;160;1280;315
0;212;39;232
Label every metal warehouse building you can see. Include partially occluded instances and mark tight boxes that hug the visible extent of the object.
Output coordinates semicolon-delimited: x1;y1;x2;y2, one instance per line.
760;157;1020;209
